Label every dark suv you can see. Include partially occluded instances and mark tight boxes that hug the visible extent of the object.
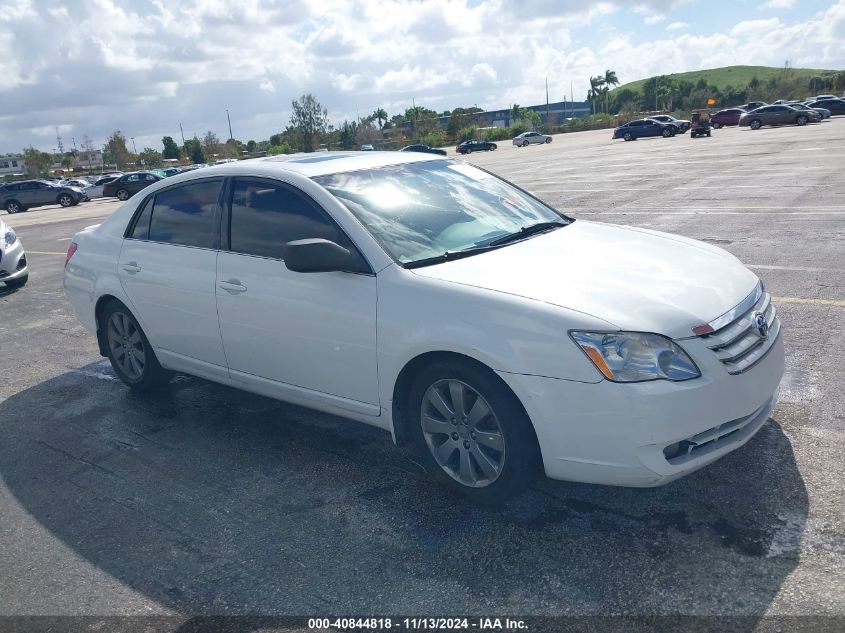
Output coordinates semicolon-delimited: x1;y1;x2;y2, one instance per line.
1;180;86;214
103;172;162;201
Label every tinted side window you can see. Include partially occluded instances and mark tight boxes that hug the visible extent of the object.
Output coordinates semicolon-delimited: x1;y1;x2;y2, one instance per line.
229;179;344;260
148;179;221;248
129;197;154;240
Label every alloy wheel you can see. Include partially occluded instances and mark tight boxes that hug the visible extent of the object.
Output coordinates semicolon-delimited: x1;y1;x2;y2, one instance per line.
107;311;146;381
117;190;130;201
420;379;506;488
59;195;72;207
6;201;20;214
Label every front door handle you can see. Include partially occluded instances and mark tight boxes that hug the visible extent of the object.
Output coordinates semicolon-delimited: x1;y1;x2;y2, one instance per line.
122;262;141;274
218;279;247;294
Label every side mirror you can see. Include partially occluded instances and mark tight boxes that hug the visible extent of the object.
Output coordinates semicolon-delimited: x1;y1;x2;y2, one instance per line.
283;238;369;274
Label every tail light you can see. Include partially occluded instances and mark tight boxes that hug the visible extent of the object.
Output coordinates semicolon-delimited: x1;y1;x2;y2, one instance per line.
65;241;78;268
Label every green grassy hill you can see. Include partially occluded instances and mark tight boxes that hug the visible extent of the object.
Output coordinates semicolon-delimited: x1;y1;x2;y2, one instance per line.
616;65;840;94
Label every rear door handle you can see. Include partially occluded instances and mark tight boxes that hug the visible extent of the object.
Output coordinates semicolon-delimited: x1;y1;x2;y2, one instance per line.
218;279;247;294
122;262;141;274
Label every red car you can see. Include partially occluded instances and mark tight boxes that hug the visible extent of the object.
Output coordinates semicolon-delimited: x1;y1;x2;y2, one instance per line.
710;108;746;128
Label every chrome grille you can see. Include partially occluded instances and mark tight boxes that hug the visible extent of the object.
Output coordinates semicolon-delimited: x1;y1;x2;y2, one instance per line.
698;282;780;375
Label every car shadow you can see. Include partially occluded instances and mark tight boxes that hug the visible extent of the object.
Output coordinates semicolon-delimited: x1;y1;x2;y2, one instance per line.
0;361;807;625
0;283;23;298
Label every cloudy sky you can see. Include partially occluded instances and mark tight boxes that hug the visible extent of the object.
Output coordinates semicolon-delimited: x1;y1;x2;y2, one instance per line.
1;0;843;154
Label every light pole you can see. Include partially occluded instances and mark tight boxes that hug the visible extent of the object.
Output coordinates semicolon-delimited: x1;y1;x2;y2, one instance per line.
130;137;137;154
226;109;233;141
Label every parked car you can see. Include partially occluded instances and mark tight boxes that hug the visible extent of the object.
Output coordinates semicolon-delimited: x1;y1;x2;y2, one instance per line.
0;180;86;214
0;218;28;287
737;101;768;111
648;115;690;132
512;132;552;147
790;102;831;119
806;99;845;115
739;104;821;129
162;168;182;177
456;139;497;154
102;172;162;201
710;108;746;128
360;144;375;151
63;153;784;501
400;144;447;156
612;119;676;141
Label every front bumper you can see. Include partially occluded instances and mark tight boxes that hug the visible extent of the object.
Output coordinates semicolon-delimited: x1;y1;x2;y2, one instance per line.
0;239;28;281
497;332;785;487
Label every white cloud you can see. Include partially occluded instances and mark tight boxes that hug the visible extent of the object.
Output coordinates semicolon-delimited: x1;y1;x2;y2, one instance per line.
763;0;796;8
666;21;689;30
1;0;844;152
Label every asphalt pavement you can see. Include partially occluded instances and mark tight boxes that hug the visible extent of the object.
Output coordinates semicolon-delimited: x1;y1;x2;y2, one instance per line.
0;120;843;625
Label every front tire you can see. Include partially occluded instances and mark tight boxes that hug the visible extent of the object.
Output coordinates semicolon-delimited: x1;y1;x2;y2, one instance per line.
712;122;722;129
116;189;130;201
796;115;808;126
623;133;633;141
408;360;540;504
522;140;529;147
662;128;672;138
545;137;552;143
58;194;73;207
101;301;171;391
749;119;762;130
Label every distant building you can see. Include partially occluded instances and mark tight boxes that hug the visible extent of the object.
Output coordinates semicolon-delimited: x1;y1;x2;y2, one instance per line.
401;100;592;131
0;155;26;177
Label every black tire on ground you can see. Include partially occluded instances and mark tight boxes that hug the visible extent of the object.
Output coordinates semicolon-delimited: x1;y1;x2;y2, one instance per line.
623;133;633;141
5;274;27;288
750;119;762;130
662;129;672;138
407;359;541;504
712;122;722;129
4;200;22;214
116;189;130;201
796;115;808;126
545;137;552;143
101;300;172;391
58;194;73;207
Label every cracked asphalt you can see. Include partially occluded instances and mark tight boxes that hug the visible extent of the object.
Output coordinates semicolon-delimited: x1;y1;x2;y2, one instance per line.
0;119;843;627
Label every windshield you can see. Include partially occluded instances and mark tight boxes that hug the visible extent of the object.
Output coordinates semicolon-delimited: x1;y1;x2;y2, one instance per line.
313;160;568;265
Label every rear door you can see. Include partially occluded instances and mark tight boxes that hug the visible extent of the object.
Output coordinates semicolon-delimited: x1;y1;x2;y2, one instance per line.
118;178;229;378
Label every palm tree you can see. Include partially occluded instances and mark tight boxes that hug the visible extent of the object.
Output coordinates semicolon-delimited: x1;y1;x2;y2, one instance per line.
589;76;605;114
603;69;619;113
510;103;526;124
371;108;388;130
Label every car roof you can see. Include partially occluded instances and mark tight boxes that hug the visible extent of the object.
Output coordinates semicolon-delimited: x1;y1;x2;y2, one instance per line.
158;151;444;182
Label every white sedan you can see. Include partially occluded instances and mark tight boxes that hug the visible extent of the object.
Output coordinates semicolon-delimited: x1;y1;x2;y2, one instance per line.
512;131;552;147
64;153;783;502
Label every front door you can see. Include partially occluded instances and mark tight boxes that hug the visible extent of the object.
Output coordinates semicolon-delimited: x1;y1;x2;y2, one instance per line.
118;178;228;378
215;177;379;412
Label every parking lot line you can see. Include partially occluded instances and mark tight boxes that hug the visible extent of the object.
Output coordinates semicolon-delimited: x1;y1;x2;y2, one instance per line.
26;251;67;256
750;265;845;273
773;297;845;307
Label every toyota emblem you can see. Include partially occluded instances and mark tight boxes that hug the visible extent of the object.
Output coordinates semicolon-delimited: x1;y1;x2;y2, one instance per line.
752;312;769;339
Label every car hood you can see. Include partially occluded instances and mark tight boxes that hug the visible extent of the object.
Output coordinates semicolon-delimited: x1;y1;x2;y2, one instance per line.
410;220;759;339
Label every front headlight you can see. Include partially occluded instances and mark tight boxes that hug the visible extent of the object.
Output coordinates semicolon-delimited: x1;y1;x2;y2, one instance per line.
570;331;701;383
3;228;16;246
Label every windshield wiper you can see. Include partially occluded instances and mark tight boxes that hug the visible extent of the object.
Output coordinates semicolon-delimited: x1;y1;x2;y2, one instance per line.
404;246;496;269
485;220;568;247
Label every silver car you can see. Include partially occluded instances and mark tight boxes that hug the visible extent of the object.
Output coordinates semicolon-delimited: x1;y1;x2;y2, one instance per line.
512;131;552;147
0;218;28;288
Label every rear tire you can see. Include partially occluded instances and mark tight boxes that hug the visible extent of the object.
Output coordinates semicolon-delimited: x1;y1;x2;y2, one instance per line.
4;200;22;214
101;300;172;391
5;274;27;288
407;360;540;504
